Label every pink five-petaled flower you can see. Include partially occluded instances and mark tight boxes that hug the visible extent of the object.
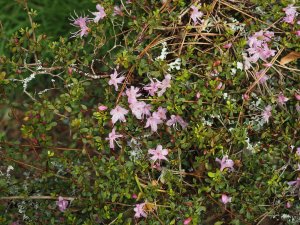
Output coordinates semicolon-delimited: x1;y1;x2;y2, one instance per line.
144;78;161;96
126;86;142;104
134;203;147;218
110;105;129;124
145;113;163;132
157;74;172;96
105;128;123;149
183;217;192;225
109;69;125;91
283;4;298;24
148;145;168;162
166;115;188;129
129;101;151;120
216;155;234;172
154;107;167;120
262;105;272;123
221;194;232;205
277;92;289;106
287;177;300;188
190;5;203;25
56;196;68;212
92;4;106;23
72;16;89;38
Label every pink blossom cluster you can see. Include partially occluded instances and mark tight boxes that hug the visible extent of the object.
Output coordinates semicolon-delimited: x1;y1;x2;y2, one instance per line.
106;70;188;149
71;16;89;38
143;74;172;97
71;4;125;38
244;30;276;69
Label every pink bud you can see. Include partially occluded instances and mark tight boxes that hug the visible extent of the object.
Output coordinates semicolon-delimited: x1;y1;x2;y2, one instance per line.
296;31;300;37
221;194;231;204
68;67;73;75
295;93;300;101
286;202;292;208
183;217;192;225
223;43;232;49
132;194;138;199
196;92;201;99
243;94;250;101
216;82;223;90
262;63;272;67
98;105;108;111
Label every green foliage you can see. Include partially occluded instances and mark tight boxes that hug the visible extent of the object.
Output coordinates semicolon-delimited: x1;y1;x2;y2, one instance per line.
0;0;300;224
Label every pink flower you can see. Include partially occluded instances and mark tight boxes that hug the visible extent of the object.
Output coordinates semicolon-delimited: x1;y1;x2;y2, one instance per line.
286;202;292;208
277;92;289;105
126;86;141;104
105;128;123;149
148;145;168;162
196;92;201;99
92;4;106;23
144;78;161;96
255;70;269;84
71;16;89;38
130;101;151;119
245;31;276;66
243;94;250;101
223;43;232;49
108;69;125;91
216;155;234;172
295;92;300;101
190;5;203;25
295;30;300;36
166;115;188;129
262;105;272;123
145;113;163;132
296;147;300;156
113;5;124;16
216;81;223;90
283;5;298;24
157;74;172;96
221;194;232;205
132;194;138;199
56;196;68;212
288;177;300;188
110;105;129;124
134;203;147;218
183;217;192;225
154;107;167;120
98;105;108;111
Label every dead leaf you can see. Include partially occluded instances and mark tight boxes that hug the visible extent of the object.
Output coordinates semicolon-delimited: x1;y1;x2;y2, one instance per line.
279;51;300;65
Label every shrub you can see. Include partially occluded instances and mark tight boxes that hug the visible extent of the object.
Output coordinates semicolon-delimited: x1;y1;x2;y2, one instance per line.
0;0;300;224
